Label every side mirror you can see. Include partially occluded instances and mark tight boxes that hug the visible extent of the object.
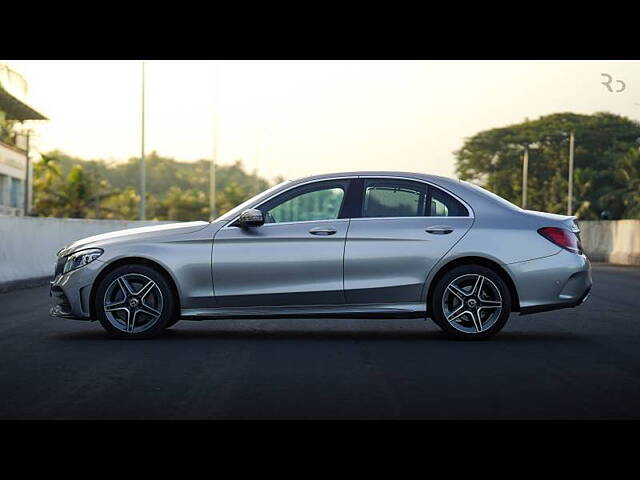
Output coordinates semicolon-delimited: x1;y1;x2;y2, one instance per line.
237;208;265;228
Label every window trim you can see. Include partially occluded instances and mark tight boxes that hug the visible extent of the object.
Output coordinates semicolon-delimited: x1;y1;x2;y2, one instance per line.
261;180;349;224
358;176;472;220
362;178;428;218
221;174;473;229
427;184;468;217
223;176;358;228
244;218;350;228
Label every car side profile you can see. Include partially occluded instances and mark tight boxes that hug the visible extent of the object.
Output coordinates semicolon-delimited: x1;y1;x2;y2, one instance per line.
50;171;592;339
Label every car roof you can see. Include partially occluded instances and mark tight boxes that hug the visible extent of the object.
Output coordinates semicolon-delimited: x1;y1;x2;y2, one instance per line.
285;171;522;218
287;171;471;200
289;171;456;183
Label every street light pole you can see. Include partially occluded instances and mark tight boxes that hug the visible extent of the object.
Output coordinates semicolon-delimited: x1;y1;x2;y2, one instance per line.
255;127;262;192
522;146;529;209
140;61;146;221
210;122;217;220
567;131;575;216
210;64;219;221
23;129;30;215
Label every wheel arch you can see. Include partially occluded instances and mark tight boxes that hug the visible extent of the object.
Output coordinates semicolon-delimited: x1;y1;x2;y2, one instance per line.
89;256;181;320
425;256;520;316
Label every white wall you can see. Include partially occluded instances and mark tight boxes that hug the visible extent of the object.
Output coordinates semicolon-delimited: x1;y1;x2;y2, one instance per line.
0;216;172;285
579;220;640;266
0;216;638;289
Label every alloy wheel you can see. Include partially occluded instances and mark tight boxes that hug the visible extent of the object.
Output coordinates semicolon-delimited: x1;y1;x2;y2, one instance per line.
103;273;164;334
441;273;503;334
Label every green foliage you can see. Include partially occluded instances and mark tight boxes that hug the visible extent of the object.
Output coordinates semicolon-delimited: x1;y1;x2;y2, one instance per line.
34;162;117;219
455;112;640;219
32;150;273;221
0;111;18;145
600;148;640;219
215;182;250;216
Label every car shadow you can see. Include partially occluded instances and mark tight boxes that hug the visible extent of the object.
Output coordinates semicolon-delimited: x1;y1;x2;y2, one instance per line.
51;324;579;343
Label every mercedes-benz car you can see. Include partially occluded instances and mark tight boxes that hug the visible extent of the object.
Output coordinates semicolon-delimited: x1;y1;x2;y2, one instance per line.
50;171;592;339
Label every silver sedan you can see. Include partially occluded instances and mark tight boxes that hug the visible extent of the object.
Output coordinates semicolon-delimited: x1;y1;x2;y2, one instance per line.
50;171;592;339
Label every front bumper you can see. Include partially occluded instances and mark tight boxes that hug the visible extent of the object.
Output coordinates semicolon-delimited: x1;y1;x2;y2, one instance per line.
506;249;592;315
49;259;104;320
50;282;76;318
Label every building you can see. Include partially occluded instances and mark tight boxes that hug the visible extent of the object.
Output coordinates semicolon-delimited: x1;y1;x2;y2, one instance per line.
0;64;46;216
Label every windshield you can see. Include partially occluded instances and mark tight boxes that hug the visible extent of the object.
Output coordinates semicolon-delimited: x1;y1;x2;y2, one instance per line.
214;180;291;222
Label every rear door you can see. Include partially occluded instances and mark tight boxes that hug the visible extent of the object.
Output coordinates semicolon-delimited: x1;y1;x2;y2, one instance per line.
344;177;474;305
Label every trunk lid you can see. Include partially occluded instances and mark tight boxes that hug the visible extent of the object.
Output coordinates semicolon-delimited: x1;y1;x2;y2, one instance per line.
522;209;579;232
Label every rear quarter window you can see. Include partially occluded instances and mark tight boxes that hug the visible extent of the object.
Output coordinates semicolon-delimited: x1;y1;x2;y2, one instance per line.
428;187;469;217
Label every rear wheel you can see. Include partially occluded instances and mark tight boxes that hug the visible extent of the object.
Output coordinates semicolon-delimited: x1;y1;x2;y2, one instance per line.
95;264;178;339
431;264;511;340
166;317;180;328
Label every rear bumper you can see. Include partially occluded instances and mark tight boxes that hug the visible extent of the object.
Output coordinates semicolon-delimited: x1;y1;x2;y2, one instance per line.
519;284;591;315
506;249;592;315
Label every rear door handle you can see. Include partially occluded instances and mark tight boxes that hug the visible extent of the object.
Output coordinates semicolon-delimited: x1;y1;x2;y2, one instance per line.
425;226;454;235
309;227;337;236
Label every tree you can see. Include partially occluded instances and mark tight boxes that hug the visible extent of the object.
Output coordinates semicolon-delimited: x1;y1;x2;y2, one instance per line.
33;153;61;190
600;147;640;219
455;112;640;219
101;187;141;220
34;164;118;218
160;187;209;221
215;182;249;215
0;112;18;145
31;150;275;221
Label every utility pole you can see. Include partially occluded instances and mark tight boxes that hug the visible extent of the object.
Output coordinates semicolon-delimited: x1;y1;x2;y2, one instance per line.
567;131;575;216
522;146;529;209
255;127;261;192
23;130;30;215
210;64;219;220
210;123;217;220
140;61;146;221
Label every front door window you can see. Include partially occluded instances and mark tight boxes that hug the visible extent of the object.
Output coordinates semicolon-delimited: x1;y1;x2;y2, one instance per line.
261;180;348;224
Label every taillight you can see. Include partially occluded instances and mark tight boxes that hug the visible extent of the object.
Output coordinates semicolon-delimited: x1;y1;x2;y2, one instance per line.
538;227;582;254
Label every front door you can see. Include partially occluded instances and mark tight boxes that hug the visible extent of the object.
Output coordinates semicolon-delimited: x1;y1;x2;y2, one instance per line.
212;179;353;307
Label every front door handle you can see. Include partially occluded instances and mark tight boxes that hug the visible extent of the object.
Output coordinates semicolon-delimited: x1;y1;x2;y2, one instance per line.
309;227;337;236
425;226;454;235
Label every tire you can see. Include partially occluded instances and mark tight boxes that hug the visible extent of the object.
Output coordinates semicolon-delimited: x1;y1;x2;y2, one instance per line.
431;264;511;340
94;264;178;339
166;317;180;328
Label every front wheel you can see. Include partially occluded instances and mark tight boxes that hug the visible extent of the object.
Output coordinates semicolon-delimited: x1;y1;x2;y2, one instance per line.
431;264;511;340
95;264;178;339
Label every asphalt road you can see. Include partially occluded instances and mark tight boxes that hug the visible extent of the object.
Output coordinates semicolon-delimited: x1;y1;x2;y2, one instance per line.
1;263;639;419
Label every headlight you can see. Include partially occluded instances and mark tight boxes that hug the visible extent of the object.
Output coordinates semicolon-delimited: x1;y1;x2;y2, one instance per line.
63;248;103;274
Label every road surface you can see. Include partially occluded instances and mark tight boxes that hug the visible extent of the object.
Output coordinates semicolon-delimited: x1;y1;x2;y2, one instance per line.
1;264;639;419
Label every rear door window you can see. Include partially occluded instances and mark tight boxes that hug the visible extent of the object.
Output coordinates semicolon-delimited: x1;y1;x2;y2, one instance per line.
362;179;427;218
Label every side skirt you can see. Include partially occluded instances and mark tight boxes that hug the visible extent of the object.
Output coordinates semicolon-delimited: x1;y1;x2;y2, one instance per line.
181;303;427;320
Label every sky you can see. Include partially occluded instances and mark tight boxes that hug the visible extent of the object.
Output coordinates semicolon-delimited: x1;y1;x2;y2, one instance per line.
4;60;640;182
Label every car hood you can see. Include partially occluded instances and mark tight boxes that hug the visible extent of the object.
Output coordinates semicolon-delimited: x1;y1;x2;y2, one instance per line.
58;221;210;256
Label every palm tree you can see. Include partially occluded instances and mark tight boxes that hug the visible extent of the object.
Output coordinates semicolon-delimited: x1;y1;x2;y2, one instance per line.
601;148;640;219
35;162;118;219
34;153;62;188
